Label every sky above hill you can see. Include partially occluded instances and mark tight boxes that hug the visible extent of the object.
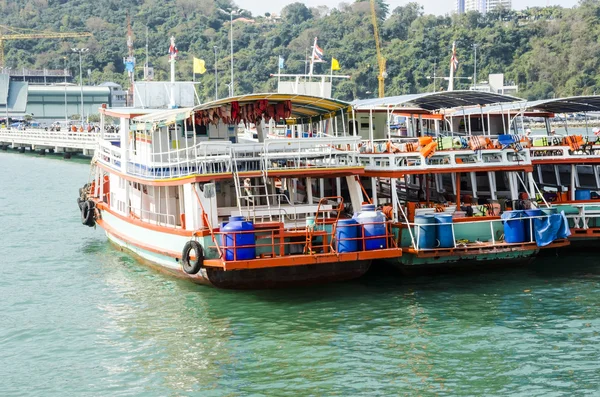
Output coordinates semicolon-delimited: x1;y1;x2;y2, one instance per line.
236;0;580;17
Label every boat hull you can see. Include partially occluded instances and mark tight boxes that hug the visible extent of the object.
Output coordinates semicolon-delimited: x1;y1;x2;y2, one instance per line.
98;208;371;289
389;249;537;273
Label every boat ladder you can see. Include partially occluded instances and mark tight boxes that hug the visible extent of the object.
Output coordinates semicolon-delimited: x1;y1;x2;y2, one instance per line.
232;149;273;223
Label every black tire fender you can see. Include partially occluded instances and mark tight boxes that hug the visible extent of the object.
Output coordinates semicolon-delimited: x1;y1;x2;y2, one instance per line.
81;200;95;227
182;241;204;274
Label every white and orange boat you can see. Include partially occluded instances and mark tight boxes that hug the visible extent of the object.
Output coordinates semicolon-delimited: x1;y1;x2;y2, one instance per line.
77;94;402;289
348;92;571;269
444;95;600;247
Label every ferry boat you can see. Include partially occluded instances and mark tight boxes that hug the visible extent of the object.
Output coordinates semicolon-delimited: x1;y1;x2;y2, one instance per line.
349;92;570;269
444;95;600;247
77;94;402;289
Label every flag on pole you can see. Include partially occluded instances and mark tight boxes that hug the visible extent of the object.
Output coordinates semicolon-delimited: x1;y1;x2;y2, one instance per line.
124;60;135;73
450;41;459;72
168;38;178;61
312;39;325;63
331;57;341;71
278;56;285;69
193;57;206;74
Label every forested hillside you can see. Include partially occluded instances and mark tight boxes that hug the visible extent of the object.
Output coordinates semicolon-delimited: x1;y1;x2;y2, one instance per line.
1;0;600;101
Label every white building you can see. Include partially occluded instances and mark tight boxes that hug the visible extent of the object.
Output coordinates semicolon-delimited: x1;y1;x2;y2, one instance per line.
486;0;511;12
470;73;518;95
456;0;511;14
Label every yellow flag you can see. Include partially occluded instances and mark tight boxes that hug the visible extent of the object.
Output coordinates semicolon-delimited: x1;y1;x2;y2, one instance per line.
331;57;341;71
193;57;206;74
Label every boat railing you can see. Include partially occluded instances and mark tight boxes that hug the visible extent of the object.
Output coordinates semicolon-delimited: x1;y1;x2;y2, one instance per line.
553;202;600;230
97;136;361;180
133;208;177;228
530;145;600;160
403;213;554;252
357;147;531;171
208;219;397;261
97;139;122;168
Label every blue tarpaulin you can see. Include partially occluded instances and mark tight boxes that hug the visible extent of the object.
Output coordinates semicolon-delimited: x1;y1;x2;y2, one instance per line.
533;211;571;247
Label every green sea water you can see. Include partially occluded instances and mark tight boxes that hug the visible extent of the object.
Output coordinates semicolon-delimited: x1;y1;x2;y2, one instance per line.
1;151;599;396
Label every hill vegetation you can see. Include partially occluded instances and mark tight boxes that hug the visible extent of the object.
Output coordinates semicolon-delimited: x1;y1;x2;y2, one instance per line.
2;0;600;102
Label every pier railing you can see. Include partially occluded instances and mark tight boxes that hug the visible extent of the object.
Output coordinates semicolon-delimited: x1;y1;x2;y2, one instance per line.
0;128;119;150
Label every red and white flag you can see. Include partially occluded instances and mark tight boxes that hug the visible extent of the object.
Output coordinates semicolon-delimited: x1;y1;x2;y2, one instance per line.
450;41;459;72
312;38;325;63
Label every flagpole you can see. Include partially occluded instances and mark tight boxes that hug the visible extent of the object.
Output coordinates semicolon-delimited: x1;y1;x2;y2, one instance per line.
278;56;281;90
309;37;317;78
330;61;333;83
448;41;455;92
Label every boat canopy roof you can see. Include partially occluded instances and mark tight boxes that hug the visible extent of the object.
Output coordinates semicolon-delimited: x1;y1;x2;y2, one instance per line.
193;93;350;119
132;107;194;124
352;91;521;111
449;95;600;117
100;107;160;119
130;93;350;126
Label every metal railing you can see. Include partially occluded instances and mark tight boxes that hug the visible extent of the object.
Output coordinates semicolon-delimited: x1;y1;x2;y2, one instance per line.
97;136;362;180
403;213;552;251
0;128;119;150
209;219;397;261
132;208;177;228
357;148;530;172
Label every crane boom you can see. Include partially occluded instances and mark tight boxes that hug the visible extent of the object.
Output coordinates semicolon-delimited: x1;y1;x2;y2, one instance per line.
0;27;92;66
370;0;386;98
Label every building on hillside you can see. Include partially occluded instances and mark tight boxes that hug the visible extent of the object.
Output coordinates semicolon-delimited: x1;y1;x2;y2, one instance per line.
0;67;73;85
456;0;511;14
469;73;518;95
0;73;111;123
486;0;512;12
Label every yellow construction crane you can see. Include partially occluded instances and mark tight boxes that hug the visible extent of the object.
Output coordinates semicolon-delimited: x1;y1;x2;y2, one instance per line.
0;25;92;66
370;0;386;98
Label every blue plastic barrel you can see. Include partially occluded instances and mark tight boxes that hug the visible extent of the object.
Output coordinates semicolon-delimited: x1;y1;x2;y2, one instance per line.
575;190;591;201
524;208;543;242
434;213;454;248
355;205;387;250
222;216;256;261
336;218;360;253
503;210;526;243
414;214;436;249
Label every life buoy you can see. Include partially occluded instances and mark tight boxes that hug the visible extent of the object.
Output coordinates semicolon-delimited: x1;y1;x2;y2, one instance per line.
182;241;204;274
81;200;95;227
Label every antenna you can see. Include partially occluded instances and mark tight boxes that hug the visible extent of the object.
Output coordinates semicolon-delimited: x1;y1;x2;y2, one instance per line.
145;25;149;72
123;12;136;105
126;13;133;57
